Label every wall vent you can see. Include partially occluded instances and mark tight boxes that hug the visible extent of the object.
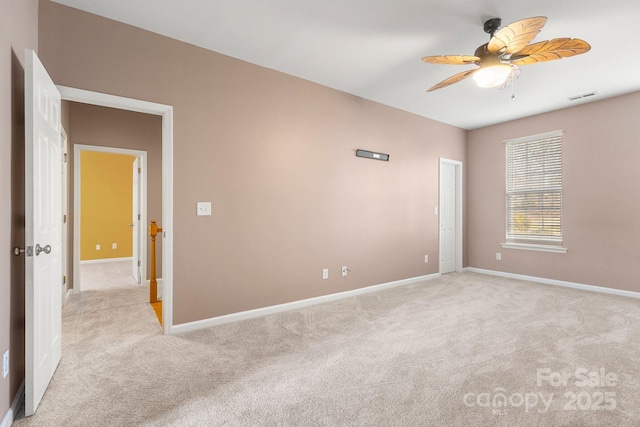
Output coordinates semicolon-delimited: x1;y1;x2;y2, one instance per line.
568;92;596;101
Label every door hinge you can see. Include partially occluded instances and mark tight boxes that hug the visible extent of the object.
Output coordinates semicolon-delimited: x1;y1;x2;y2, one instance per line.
138;260;141;267
138;214;141;220
63;275;66;284
63;214;67;223
64;153;68;163
138;167;142;173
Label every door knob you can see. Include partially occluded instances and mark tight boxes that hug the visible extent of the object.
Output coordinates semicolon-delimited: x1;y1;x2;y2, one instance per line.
35;244;52;256
128;224;134;227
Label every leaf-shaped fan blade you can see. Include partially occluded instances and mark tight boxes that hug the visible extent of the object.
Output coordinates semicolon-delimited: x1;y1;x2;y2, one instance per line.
510;38;591;65
427;69;477;92
488;16;548;55
422;55;480;65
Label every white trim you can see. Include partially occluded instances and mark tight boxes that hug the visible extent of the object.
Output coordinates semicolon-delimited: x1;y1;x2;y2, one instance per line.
0;407;10;427
501;242;568;253
80;257;134;264
64;288;73;305
467;267;640;299
172;273;441;334
61;126;69;308
0;381;24;427
439;158;463;274
59;86;174;335
58;86;168;115
161;108;174;334
73;145;147;293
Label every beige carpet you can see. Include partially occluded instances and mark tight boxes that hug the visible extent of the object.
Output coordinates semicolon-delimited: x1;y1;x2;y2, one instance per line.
79;260;138;291
13;272;640;426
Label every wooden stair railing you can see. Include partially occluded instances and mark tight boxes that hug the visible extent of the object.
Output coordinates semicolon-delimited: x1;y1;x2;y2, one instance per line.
149;220;162;304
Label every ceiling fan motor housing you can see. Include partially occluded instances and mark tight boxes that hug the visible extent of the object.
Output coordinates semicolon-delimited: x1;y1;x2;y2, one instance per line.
474;44;500;64
483;18;502;37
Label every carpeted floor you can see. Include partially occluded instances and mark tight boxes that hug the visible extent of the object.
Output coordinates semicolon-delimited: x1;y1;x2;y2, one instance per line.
13;272;640;426
79;260;138;291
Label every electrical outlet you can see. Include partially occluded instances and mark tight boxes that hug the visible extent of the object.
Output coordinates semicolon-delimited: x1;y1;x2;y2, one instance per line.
424;255;429;263
341;266;348;277
112;243;117;249
96;244;101;251
196;202;212;216
3;351;8;378
496;252;502;261
322;269;328;279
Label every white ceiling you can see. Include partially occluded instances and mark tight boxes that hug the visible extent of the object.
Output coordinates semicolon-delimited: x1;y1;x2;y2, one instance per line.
51;0;640;130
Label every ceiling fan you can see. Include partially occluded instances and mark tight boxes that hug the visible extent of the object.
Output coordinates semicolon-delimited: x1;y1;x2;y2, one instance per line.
422;16;591;92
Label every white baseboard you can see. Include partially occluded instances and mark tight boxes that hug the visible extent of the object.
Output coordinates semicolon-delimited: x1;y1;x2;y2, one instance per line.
80;257;133;265
172;273;441;334
65;288;73;304
0;408;9;427
1;381;24;427
466;267;640;299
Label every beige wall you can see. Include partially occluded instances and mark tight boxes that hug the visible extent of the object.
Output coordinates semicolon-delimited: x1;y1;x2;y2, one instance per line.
1;0;39;416
66;102;163;286
38;1;467;324
468;91;640;292
7;2;638;419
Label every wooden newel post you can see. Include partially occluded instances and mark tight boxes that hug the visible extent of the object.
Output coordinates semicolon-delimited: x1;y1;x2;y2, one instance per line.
149;220;163;304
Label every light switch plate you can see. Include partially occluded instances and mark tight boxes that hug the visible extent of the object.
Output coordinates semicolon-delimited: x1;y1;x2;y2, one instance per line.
197;202;212;216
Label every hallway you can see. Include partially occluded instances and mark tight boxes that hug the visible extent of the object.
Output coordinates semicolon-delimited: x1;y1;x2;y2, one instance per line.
81;260;163;326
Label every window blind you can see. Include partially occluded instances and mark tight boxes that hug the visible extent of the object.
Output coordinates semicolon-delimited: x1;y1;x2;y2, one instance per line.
506;131;562;243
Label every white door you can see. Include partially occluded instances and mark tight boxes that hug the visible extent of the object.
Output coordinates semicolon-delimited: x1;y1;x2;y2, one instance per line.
24;49;63;416
439;162;456;274
132;156;142;283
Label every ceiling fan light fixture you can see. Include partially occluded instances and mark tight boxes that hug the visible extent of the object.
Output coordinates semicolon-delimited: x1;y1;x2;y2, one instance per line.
422;16;590;92
472;64;512;88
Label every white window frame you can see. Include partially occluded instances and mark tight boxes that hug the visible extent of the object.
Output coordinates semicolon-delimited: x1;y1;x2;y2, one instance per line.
501;130;568;254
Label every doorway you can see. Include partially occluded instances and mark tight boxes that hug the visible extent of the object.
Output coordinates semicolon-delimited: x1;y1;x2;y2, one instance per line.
439;158;463;274
59;86;174;334
73;146;147;292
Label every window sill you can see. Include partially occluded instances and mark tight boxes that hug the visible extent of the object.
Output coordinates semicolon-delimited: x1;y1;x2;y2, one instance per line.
501;242;568;253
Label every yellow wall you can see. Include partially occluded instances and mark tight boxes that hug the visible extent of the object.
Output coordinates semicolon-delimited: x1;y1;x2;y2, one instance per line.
80;151;137;260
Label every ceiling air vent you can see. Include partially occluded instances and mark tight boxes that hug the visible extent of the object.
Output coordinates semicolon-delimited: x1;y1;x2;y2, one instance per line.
568;92;597;101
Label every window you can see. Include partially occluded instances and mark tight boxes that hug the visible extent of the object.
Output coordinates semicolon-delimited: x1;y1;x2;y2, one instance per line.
503;131;567;253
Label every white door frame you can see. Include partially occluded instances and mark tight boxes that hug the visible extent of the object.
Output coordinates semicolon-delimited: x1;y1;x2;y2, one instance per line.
132;156;143;284
438;158;463;273
59;86;174;335
61;127;70;305
73;145;148;289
